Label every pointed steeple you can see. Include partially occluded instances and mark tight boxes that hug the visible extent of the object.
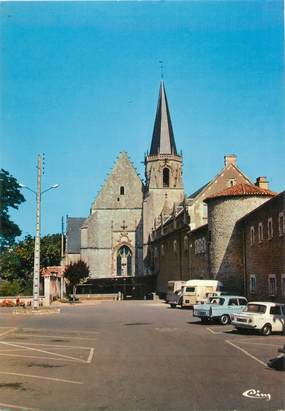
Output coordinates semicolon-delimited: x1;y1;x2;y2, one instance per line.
149;81;178;156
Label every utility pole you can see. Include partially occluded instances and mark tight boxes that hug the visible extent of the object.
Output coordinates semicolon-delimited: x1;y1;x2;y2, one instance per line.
33;154;42;309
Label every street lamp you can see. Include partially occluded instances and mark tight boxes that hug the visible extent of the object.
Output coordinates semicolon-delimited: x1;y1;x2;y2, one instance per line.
20;154;59;309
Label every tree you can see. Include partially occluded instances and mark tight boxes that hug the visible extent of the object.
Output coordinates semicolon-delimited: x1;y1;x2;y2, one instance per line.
0;234;61;295
0;169;25;250
63;260;89;301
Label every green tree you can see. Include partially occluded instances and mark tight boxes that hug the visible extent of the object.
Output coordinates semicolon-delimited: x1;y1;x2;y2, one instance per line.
63;260;89;301
0;169;25;250
0;234;62;295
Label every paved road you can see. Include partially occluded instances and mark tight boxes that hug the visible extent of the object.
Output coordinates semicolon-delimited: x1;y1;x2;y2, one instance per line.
0;301;284;411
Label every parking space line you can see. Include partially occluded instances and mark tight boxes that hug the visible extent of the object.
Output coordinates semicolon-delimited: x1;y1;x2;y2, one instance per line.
0;353;85;362
0;341;87;363
0;327;17;338
236;341;281;347
0;401;38;411
226;339;267;367
87;348;94;364
0;371;83;385
4;341;93;350
206;327;227;335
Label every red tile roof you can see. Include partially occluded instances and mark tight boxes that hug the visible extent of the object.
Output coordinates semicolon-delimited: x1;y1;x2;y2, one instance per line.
41;266;64;277
205;183;276;202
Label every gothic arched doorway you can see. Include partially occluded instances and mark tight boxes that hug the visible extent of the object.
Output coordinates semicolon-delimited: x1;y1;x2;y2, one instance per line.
116;246;132;277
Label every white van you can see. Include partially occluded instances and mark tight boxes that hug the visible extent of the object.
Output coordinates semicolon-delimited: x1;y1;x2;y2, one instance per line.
166;281;186;303
169;279;223;308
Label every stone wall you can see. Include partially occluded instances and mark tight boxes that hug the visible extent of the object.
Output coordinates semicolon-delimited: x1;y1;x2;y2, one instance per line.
151;210;190;294
208;196;273;293
239;191;285;302
189;224;209;279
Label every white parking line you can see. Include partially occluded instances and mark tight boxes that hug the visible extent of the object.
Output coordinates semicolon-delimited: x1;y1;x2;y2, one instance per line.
0;353;84;362
0;371;83;385
4;341;93;350
206;327;227;335
226;340;268;367
87;348;94;364
0;327;17;338
237;341;281;347
0;401;38;411
0;341;87;363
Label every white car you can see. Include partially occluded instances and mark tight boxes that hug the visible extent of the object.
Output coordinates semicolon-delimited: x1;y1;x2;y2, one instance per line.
232;302;285;336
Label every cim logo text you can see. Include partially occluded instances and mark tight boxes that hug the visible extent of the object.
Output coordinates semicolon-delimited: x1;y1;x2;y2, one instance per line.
242;389;271;401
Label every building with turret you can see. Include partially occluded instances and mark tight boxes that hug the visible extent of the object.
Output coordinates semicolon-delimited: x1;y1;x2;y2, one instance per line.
65;81;284;300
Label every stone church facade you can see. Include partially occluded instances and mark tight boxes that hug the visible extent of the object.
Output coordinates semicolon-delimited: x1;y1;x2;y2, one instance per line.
66;81;184;279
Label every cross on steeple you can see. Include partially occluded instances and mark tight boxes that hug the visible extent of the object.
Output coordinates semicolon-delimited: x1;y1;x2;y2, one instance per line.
159;60;164;80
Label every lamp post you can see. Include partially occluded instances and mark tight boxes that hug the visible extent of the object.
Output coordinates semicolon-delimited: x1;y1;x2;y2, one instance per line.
20;154;59;309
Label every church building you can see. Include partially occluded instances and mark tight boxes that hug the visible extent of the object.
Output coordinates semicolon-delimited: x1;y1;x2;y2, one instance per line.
65;81;282;300
65;81;183;281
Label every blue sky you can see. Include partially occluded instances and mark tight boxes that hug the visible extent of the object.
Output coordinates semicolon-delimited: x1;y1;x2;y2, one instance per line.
1;1;284;238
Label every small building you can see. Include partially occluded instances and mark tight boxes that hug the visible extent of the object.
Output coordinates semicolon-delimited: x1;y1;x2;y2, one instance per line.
41;266;65;304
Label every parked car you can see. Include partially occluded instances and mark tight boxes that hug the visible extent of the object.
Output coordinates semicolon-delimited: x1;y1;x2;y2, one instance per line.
193;295;248;324
168;279;223;308
232;302;285;336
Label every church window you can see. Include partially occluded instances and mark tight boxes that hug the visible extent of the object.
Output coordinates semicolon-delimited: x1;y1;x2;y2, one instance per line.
120;186;125;195
258;222;263;243
250;226;255;245
163;168;170;188
116;246;132;277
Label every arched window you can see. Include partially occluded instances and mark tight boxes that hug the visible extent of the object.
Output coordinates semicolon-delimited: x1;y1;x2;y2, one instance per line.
116;246;132;276
163;168;170;187
120;186;125;195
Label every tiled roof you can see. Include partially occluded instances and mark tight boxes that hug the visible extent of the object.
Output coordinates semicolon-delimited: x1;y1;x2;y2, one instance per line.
41;266;64;277
204;183;276;202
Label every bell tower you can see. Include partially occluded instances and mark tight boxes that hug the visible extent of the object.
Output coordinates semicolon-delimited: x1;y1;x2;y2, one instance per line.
143;81;184;268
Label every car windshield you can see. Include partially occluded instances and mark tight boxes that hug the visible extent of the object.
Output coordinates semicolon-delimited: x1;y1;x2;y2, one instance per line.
245;304;267;313
209;297;225;305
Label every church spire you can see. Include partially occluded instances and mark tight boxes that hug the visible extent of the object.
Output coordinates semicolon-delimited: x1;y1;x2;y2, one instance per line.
149;81;178;156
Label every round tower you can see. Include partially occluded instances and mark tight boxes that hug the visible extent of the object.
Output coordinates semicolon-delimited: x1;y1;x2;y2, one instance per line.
205;183;276;293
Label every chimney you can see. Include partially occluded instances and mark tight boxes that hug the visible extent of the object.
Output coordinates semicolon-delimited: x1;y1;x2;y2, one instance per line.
255;176;269;190
224;154;237;167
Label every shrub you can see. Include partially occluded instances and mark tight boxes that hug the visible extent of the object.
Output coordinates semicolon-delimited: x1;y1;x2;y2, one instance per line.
0;280;21;296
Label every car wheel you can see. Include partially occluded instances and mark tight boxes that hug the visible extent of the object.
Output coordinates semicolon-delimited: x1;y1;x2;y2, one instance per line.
220;314;230;325
261;323;272;336
170;304;176;308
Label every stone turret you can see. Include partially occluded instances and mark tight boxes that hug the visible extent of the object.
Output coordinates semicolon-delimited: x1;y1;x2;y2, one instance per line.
205;183;276;292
